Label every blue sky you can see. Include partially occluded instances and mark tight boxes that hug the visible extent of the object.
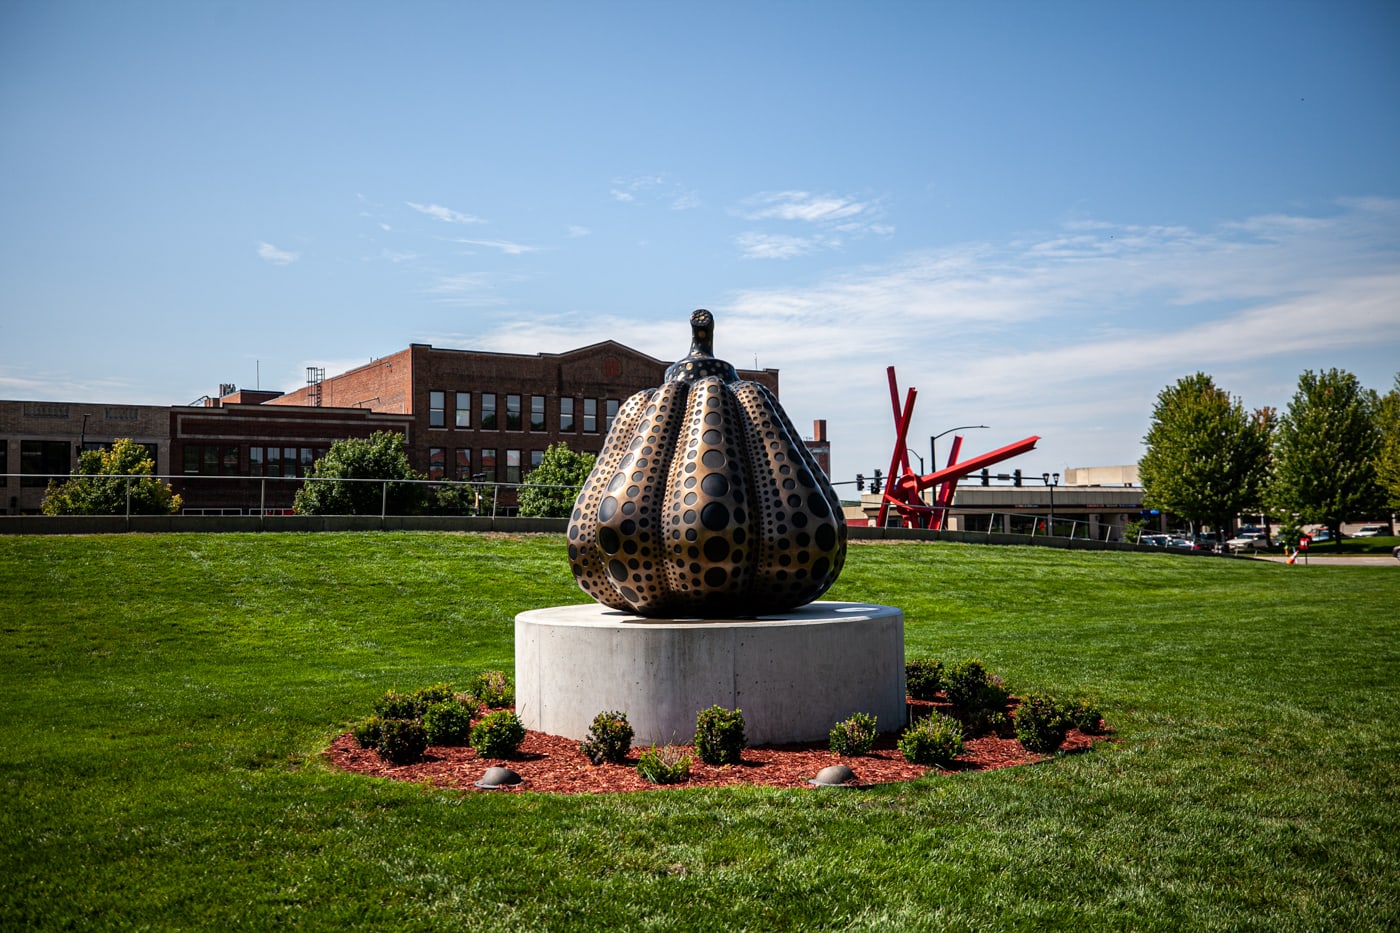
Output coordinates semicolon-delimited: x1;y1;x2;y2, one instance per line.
3;1;1397;486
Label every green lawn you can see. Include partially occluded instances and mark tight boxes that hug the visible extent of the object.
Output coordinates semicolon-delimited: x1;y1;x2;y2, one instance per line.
2;533;1396;931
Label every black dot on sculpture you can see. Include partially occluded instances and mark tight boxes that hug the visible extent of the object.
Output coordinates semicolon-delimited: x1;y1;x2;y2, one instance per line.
599;496;618;522
598;526;621;554
701;502;729;531
704;536;730;563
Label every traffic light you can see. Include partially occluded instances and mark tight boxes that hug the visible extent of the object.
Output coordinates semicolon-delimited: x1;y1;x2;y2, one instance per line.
980;468;989;486
1013;469;1022;487
856;473;865;491
871;469;883;494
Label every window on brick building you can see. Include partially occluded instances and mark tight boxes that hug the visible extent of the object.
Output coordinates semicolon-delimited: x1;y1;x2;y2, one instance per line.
560;397;575;432
248;445;323;478
183;444;239;476
455;392;471;429
429;391;445;428
455;448;472;480
506;449;521;484
429;447;446;480
530;395;545;431
530;450;544;471
505;394;522;431
20;440;69;486
605;399;619;433
481;394;497;430
480;448;497;480
1;441;7;487
583;398;598;433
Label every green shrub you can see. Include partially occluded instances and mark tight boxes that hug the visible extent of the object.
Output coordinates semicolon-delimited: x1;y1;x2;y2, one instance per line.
413;682;457;707
1015;691;1070;753
905;658;944;700
693;705;746;765
829;712;879;756
579;710;635;764
373;690;423;721
469;670;514;709
898;713;964;767
376;718;428;764
1061;697;1105;735
351;715;384;749
943;659;1010;712
941;659;1011;737
636;745;691;784
422;699;476;746
471;710;526;758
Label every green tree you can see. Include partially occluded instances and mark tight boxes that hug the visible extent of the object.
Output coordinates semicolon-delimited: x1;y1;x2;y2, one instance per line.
1269;368;1385;544
1375;375;1400;522
1138;373;1273;537
293;431;427;515
430;480;496;516
41;438;182;515
517;443;597;518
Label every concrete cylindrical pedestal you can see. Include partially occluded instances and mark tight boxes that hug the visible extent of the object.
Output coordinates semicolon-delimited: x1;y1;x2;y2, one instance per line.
515;601;905;746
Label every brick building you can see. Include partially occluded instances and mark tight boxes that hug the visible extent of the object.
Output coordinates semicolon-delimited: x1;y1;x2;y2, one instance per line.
169;403;414;513
267;341;782;488
4;337;813;515
1;400;172;514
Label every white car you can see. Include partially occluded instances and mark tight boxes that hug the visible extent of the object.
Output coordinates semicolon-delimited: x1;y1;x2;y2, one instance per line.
1226;531;1268;550
1353;525;1387;538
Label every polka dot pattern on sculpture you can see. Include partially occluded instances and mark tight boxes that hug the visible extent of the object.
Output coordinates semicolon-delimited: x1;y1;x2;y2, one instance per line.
566;310;847;617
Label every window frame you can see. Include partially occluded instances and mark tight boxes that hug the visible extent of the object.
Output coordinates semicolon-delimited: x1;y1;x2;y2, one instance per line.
455;391;471;429
429;390;446;428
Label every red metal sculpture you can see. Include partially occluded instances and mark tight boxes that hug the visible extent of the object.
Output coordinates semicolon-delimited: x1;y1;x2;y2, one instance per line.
877;366;1039;529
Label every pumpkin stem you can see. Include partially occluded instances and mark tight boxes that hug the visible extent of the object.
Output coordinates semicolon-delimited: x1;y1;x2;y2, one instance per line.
688;309;715;358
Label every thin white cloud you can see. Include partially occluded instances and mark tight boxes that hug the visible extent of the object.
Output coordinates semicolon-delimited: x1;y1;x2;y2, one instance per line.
422;273;505;306
609;174;698;209
734;190;891;259
735;232;821;260
451;238;540;256
566;225;591;238
407;202;486;225
256;241;299;265
741;191;870;224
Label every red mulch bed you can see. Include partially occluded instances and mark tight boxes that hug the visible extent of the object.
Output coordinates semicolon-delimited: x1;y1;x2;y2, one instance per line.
325;699;1109;794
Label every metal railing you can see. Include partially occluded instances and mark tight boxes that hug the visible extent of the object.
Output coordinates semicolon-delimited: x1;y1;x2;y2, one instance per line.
2;472;584;520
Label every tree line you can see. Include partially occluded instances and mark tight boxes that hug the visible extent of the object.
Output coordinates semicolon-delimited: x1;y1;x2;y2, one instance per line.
1139;368;1400;544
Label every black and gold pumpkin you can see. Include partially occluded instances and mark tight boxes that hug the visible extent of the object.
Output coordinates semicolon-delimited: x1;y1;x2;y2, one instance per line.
567;309;847;617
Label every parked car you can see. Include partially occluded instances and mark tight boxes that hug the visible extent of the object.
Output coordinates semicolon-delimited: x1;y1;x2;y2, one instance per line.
1306;528;1331;542
1226;531;1268;551
1353;525;1387;538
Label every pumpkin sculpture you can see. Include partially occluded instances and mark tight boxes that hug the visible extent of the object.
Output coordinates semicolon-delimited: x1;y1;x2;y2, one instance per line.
567;310;847;617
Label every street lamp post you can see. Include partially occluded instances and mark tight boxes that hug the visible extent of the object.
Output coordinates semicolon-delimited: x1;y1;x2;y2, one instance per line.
1042;472;1059;535
930;425;989;471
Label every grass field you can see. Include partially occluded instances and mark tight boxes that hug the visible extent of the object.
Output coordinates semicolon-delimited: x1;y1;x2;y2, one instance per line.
2;532;1396;931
